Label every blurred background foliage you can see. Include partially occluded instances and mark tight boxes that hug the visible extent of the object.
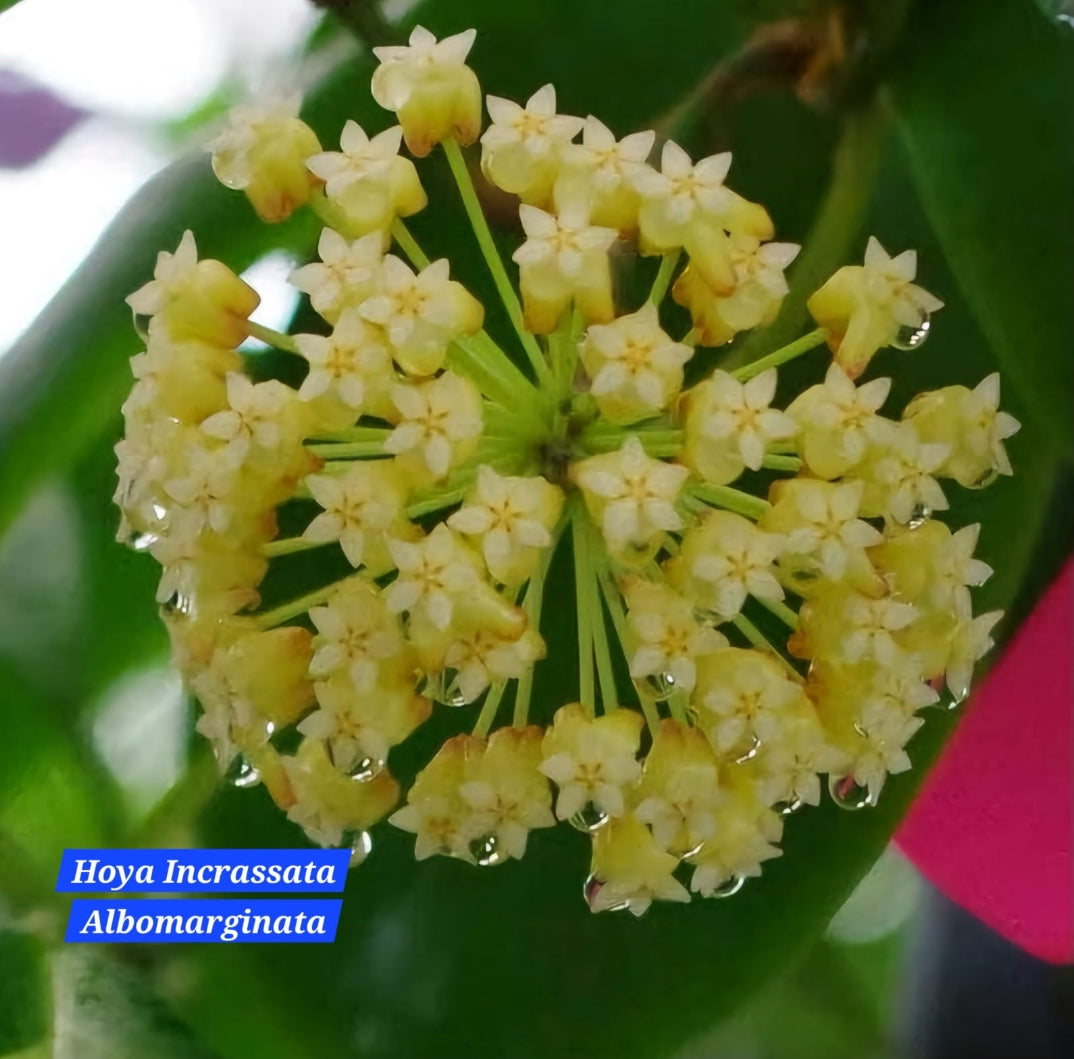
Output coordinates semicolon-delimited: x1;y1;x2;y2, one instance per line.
0;0;1071;1056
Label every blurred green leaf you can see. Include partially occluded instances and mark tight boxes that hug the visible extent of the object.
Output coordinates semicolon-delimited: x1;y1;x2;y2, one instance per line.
890;0;1074;456
1033;0;1074;23
0;931;48;1056
677;932;904;1059
0;656;118;905
48;949;215;1059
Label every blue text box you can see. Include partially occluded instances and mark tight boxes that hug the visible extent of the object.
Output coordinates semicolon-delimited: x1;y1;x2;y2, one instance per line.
65;898;342;943
57;849;350;893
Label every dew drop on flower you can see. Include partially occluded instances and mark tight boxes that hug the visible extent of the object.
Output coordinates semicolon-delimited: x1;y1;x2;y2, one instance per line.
128;531;159;552
710;874;745;899
584;874;629;912
891;315;931;350
773;796;804;816
733;734;762;764
226;757;261;789
423;669;472;707
161;592;194;617
967;467;1000;491
468;833;504;867
346;829;373;868
907;503;932;529
643;672;677;699
348;755;386;781
828;774;876;811
569;802;610;832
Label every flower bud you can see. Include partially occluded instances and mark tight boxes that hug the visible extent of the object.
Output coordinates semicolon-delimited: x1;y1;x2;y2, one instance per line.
372;27;482;156
210;96;322;222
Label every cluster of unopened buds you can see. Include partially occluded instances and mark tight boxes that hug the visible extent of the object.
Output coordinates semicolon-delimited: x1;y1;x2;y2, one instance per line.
116;27;1020;915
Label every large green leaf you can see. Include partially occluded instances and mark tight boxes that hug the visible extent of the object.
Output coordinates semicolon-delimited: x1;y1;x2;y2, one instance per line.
0;930;48;1056
889;0;1074;456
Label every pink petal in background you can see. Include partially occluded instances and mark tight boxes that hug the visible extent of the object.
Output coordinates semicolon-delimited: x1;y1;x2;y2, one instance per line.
898;560;1074;964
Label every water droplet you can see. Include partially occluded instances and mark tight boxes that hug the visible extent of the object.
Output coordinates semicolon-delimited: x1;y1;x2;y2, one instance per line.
907;503;932;530
643;672;676;700
967;467;1000;491
349;755;385;781
773;796;804;816
225;757;261;789
127;530;159;552
710;874;745;899
828;774;876;810
891;315;931;351
583;874;629;913
420;670;472;707
569;802;609;832
346;830;373;868
161;591;194;618
733;734;761;764
468;833;504;867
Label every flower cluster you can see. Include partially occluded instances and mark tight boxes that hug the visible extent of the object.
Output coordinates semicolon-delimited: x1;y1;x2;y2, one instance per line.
116;26;1017;909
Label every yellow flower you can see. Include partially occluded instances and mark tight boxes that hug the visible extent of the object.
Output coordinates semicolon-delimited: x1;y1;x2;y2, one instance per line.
796;588;918;671
457;727;555;862
903;373;1020;487
299;676;429;775
307;577;408;688
512;200;617;333
622;578;727;692
358;255;484;377
480;84;584;207
760;478;884;593
384;524;483;631
786;362;894;480
808;236;944;378
210;626;316;735
289;229;383;324
371;26;482;157
692;647;806;757
871;520;992;610
126;230;259;348
687;773;783;896
682;368;796;485
283;738;400;847
383;372;483;482
447;465;564;584
306;122;427;240
580;302;693;424
855;421;950;524
571;436;688;557
588;813;690;915
539;703;643;821
294;308;394;410
633;720;723;855
674;509;785;618
209;95;321;222
303;461;409;570
555;117;654;233
672;237;798;347
632;141;772;289
129;322;239;424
